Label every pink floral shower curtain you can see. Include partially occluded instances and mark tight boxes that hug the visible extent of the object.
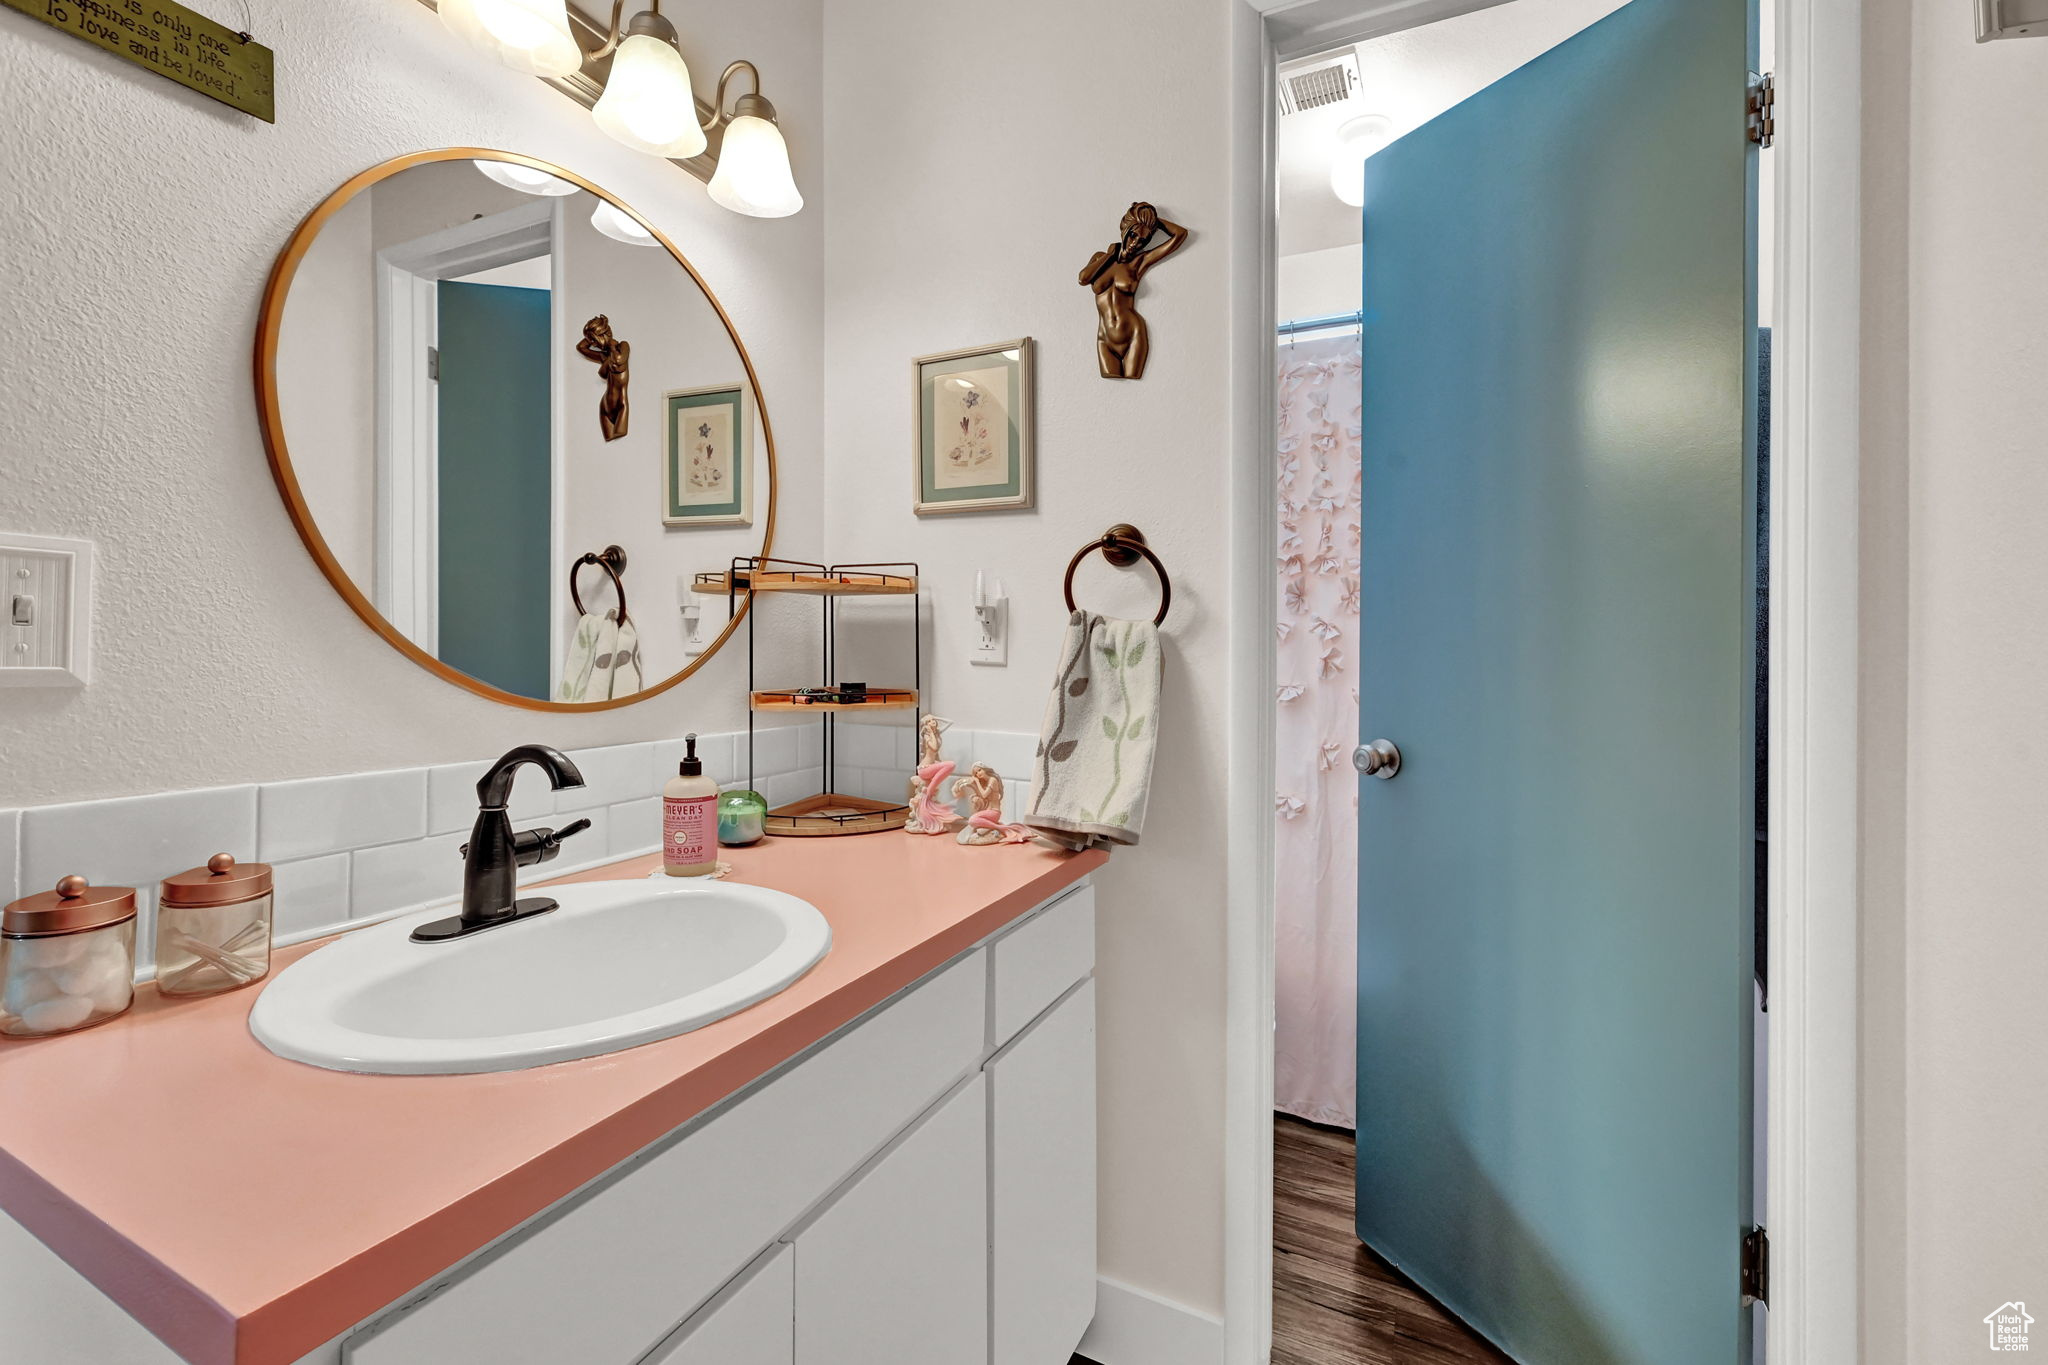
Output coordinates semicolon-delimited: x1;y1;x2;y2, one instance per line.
1274;334;1361;1129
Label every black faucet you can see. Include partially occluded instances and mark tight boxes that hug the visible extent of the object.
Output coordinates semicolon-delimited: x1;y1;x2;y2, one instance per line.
411;745;590;943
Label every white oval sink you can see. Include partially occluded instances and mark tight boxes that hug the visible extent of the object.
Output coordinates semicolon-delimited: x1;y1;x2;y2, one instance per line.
250;880;831;1075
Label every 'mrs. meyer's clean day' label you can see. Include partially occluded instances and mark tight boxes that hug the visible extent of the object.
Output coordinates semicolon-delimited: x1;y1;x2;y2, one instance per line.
665;795;715;867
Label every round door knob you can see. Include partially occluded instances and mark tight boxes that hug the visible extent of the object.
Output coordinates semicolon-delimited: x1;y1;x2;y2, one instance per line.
1354;739;1402;779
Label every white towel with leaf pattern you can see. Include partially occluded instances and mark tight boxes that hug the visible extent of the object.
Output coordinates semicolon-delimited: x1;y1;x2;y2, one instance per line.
1025;611;1161;849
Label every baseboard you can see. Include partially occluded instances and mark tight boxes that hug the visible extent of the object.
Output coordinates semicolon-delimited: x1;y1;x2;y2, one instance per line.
1077;1276;1226;1365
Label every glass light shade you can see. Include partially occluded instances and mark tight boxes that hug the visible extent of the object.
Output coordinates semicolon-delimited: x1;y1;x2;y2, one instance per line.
472;159;579;196
706;115;804;218
439;0;583;79
591;33;708;158
1329;114;1394;208
590;199;658;247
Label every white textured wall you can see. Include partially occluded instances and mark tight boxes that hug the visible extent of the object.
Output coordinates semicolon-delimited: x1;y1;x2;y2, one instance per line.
0;0;823;807
1888;4;2048;1358
821;0;1256;1319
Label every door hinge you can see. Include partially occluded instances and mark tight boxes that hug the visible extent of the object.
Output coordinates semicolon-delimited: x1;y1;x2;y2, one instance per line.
427;345;440;381
1741;1226;1770;1305
1747;73;1776;147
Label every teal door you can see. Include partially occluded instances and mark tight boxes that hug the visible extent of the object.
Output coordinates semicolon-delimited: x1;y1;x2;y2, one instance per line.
436;280;552;698
1354;0;1758;1360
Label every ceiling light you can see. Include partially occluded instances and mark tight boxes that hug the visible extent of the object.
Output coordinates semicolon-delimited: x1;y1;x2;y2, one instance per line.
705;61;802;218
590;199;659;246
439;0;583;79
591;10;708;158
1329;114;1394;208
472;158;579;196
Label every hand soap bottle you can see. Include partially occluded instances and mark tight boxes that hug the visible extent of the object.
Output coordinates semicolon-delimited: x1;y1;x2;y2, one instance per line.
663;733;720;876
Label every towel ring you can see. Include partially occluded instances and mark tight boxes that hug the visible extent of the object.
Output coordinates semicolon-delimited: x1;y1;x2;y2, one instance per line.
571;545;628;625
1063;524;1171;626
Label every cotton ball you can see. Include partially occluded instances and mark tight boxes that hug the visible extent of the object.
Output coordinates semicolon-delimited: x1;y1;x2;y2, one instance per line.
19;995;94;1034
10;936;87;970
89;973;132;1016
3;970;63;1016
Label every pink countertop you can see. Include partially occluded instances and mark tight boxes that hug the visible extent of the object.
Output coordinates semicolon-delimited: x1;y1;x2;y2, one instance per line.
0;835;1104;1365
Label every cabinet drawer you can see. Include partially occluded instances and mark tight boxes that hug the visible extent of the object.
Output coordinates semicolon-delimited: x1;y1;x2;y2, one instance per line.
641;1244;792;1365
348;951;986;1365
990;885;1095;1047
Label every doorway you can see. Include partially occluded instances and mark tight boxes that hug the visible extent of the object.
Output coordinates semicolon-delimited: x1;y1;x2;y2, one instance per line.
1266;0;1773;1359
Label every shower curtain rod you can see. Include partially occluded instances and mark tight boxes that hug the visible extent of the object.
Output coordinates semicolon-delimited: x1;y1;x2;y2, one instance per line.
1276;310;1364;338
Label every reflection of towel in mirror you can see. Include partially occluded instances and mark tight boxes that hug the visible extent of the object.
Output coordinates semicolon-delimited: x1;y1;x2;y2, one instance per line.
559;612;625;703
604;617;642;698
1024;610;1161;850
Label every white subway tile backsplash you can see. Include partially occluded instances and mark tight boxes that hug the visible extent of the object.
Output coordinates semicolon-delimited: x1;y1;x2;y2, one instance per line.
972;731;1037;778
258;769;427;864
551;804;613;863
272;853;352;940
564;743;658;808
749;724;801;781
835;722;899;771
350;832;466;920
858;768;911;804
0;809;18;904
607;797;660;857
2;725;1041;977
21;786;258;896
427;760;556;834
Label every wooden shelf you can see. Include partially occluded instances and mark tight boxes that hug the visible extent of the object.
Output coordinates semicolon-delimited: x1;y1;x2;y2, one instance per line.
693;569;918;597
751;688;918;713
765;793;909;837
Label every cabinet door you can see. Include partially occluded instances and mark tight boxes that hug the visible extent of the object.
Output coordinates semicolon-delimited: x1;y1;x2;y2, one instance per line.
989;980;1097;1365
642;1245;792;1365
793;1074;988;1365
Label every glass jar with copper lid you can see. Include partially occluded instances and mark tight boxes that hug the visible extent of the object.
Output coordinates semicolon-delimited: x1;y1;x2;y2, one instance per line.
1;876;138;1037
156;853;274;996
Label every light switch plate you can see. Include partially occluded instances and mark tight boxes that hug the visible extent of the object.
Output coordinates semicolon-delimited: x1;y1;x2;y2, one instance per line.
0;533;93;687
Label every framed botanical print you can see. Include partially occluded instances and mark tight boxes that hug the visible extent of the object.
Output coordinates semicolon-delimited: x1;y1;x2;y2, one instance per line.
664;384;751;526
913;338;1035;515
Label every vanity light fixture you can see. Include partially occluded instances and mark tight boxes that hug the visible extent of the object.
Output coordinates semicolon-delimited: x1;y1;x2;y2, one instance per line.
439;0;584;78
589;5;707;158
590;199;659;246
436;1;802;217
1329;114;1394;208
472;158;580;195
704;61;803;219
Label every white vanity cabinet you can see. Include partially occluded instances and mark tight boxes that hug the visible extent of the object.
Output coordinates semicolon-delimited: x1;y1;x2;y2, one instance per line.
341;881;1097;1365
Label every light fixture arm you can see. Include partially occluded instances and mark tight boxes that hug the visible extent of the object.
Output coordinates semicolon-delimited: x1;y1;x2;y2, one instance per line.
566;0;669;64
708;58;777;130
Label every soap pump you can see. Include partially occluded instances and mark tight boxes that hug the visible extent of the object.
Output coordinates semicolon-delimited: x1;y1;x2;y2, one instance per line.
663;734;720;876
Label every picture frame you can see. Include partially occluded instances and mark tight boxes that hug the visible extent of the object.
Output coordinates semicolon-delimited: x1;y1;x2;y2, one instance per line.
663;384;751;526
913;337;1035;515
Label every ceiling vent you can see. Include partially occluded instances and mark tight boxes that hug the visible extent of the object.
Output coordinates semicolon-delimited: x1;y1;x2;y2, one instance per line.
1277;50;1361;117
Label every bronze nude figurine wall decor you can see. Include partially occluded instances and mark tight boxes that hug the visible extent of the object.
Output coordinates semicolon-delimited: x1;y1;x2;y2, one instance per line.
576;314;631;441
1078;201;1189;380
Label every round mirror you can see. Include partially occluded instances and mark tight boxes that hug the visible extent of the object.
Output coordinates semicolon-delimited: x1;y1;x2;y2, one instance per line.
256;148;774;710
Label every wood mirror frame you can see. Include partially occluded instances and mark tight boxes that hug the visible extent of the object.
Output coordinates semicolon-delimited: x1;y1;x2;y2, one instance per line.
253;147;776;712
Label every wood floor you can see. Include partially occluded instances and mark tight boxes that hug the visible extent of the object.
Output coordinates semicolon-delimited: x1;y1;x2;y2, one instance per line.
1076;1117;1509;1365
1272;1115;1510;1364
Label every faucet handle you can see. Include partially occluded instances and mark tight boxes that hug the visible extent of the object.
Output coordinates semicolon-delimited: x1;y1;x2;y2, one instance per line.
462;819;592;865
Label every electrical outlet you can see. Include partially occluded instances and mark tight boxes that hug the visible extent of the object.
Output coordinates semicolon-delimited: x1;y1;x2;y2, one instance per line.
970;574;1007;667
680;575;709;656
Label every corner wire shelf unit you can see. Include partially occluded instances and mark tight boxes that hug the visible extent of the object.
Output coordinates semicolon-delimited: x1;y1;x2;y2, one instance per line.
724;557;922;836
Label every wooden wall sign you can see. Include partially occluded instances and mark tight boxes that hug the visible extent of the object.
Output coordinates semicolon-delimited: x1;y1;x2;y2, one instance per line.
2;0;275;122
